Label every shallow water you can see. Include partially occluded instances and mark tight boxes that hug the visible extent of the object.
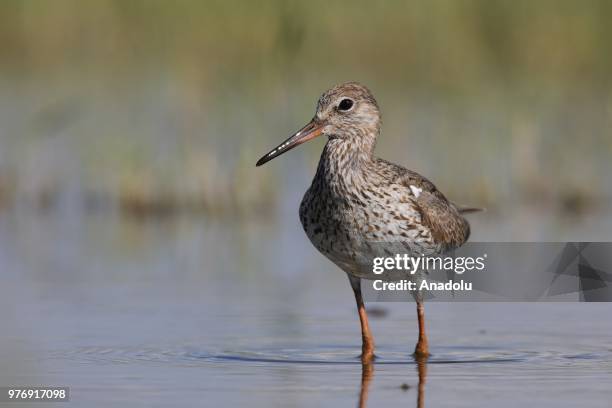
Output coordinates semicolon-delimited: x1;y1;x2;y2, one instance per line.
1;212;612;407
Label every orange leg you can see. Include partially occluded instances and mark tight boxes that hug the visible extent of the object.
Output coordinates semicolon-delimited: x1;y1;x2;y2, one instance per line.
413;300;430;357
349;276;375;363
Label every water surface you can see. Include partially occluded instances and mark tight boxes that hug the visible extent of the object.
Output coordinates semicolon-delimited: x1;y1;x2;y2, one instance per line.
1;212;611;407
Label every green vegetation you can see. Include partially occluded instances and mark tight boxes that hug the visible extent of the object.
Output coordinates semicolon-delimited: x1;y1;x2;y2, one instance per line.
0;0;611;216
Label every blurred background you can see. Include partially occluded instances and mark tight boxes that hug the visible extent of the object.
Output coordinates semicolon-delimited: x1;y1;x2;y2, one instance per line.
0;0;611;231
1;1;612;407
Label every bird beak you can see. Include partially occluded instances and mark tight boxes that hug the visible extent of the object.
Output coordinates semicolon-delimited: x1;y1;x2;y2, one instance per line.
256;119;324;167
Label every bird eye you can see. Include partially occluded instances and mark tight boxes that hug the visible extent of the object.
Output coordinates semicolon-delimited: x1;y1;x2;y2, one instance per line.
338;98;354;111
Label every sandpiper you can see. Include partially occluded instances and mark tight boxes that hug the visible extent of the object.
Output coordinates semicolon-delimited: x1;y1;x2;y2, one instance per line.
256;82;476;361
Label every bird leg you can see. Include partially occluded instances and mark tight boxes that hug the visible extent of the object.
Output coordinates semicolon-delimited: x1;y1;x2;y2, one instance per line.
413;299;430;358
349;275;375;363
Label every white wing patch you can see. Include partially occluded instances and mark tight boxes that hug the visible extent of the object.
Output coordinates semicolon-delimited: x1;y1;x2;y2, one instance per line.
409;185;422;198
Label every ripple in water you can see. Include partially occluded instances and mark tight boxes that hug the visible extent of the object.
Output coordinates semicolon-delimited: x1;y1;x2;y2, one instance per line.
52;344;587;367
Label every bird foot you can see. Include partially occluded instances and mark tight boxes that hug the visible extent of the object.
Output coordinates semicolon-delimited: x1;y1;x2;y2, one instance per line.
360;349;376;364
413;342;430;359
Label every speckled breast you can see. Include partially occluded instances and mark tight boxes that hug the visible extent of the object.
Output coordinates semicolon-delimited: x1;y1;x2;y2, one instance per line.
299;180;437;279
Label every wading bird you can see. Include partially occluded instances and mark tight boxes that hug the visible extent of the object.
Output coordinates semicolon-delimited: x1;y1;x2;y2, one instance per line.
256;82;477;362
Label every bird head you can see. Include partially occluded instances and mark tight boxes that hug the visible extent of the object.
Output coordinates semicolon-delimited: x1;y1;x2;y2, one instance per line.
256;82;381;166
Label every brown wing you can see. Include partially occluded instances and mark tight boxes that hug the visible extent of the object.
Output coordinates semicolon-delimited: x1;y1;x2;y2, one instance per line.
396;169;471;250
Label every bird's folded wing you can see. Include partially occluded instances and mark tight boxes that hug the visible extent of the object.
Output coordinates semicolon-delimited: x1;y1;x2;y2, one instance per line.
397;171;471;249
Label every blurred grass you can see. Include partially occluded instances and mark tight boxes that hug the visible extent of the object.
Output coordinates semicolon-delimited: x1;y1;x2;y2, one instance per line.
0;0;611;217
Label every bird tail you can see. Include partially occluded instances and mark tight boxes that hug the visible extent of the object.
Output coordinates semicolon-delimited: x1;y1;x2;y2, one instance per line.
457;206;485;214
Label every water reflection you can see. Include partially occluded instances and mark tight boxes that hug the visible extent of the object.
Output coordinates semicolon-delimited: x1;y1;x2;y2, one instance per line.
358;361;374;408
415;357;428;408
358;356;428;408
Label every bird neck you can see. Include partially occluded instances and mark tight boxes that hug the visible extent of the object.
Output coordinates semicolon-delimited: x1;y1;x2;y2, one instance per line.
316;134;377;188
